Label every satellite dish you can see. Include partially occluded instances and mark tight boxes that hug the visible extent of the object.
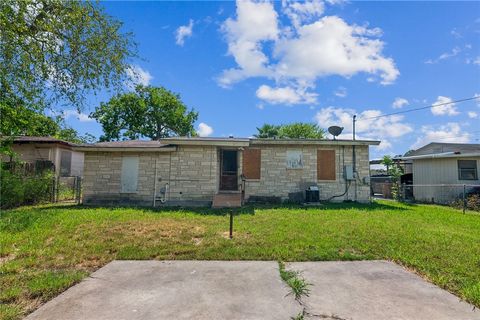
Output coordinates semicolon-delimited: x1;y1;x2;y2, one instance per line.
328;126;344;140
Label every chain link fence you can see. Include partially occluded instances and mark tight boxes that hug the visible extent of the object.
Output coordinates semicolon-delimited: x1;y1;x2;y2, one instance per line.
54;176;82;203
372;182;480;212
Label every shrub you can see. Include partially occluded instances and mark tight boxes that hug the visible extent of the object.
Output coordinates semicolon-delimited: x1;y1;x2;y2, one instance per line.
0;167;54;209
451;193;480;212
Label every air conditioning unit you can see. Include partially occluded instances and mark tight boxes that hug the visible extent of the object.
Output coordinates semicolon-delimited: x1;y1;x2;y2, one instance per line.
305;186;320;203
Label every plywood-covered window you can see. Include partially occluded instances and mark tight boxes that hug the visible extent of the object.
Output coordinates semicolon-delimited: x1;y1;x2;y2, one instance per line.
242;148;261;179
286;150;303;169
317;150;336;180
60;150;72;176
121;156;139;192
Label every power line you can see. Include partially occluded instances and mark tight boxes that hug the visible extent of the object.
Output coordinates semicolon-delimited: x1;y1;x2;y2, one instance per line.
357;96;479;121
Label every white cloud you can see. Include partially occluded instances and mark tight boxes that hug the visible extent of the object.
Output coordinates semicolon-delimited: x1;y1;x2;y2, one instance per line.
218;0;278;88
273;16;399;85
411;123;470;149
126;65;153;88
175;19;194;46
314;106;413;150
218;0;399;104
63;110;93;122
392;97;409;109
334;86;347;98
468;111;478;118
425;47;461;64
431;96;459;116
256;85;317;104
197;122;213;137
450;28;462;39
282;0;325;29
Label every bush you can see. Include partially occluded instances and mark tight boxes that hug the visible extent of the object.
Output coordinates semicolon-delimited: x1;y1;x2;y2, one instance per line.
0;168;54;209
451;193;480;212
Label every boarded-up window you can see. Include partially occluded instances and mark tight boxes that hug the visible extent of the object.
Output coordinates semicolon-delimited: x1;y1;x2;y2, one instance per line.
242;148;261;179
121;156;139;192
60;151;72;176
317;150;336;180
286;150;303;169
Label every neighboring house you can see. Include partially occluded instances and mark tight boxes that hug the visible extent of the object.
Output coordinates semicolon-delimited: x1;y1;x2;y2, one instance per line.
400;142;480;203
75;137;379;207
2;136;84;177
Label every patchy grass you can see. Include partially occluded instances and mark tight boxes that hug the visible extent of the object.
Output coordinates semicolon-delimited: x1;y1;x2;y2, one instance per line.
278;262;311;301
1;201;479;319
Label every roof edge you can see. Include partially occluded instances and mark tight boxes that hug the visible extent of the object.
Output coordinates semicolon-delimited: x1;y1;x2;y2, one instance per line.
73;146;177;152
400;152;480;160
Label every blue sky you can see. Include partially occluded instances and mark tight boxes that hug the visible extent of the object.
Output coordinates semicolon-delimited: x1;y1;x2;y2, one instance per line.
65;0;480;158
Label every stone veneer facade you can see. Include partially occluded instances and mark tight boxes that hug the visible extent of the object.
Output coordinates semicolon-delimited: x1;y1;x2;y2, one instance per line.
82;144;371;206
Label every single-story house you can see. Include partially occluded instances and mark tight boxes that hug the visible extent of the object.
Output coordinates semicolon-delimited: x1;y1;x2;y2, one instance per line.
2;136;84;177
399;142;480;203
75;137;379;207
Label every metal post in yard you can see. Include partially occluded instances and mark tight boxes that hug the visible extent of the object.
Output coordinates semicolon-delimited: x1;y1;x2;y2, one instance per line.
463;184;466;214
55;176;60;203
401;183;406;202
75;177;82;204
51;177;56;203
229;210;234;239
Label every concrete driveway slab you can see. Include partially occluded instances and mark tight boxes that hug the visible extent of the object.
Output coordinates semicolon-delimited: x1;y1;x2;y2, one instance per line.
288;260;479;320
26;261;301;320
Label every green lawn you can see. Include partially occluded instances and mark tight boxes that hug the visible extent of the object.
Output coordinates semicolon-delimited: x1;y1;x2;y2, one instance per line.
1;201;479;319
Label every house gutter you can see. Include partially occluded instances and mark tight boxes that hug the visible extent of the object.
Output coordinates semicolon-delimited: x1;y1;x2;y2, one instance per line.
400;152;480;160
72;146;177;152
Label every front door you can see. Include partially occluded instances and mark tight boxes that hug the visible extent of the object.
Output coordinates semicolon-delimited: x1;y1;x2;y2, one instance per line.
220;150;238;191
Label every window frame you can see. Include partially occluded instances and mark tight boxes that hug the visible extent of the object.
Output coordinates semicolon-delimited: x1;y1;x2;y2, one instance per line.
457;159;478;181
286;150;304;170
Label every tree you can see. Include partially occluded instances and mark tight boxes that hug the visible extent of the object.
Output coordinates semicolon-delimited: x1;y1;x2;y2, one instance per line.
91;85;198;141
254;124;280;138
0;103;96;145
254;123;325;139
278;123;325;139
1;0;136;111
380;155;394;173
380;155;404;200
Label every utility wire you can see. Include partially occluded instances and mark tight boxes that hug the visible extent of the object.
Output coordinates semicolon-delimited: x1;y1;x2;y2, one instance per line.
357;96;479;121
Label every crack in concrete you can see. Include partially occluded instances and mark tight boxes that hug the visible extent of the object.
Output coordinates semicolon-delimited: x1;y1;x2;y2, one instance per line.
303;308;350;320
280;262;350;320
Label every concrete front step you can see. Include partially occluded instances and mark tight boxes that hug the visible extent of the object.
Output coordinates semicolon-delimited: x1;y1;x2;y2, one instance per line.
212;192;242;208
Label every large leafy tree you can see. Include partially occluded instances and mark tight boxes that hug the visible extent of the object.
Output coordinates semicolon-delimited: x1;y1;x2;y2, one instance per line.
254;123;325;139
91;85;198;141
0;0;137;111
0;103;95;143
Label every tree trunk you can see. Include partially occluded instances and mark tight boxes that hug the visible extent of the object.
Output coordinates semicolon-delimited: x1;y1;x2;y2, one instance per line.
155;123;163;141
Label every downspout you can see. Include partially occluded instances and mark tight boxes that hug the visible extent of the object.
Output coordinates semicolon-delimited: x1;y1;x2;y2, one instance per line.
352;114;357;201
353;144;357;201
326;145;350;202
153;158;158;207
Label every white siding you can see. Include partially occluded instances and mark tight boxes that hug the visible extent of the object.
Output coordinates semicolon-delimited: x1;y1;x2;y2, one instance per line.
121;156;139;193
412;157;480;203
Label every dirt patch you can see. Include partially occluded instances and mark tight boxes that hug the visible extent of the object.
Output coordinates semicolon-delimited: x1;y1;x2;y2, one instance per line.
0;254;15;265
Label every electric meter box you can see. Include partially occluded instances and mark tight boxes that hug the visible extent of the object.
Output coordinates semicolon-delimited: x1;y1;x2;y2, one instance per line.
344;165;354;180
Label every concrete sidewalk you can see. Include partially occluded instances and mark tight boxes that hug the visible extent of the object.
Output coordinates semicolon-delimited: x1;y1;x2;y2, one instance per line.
26;260;301;320
288;260;479;320
26;260;479;320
